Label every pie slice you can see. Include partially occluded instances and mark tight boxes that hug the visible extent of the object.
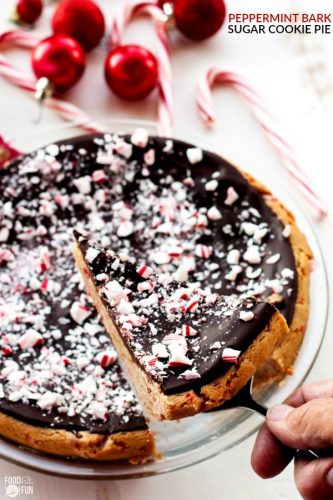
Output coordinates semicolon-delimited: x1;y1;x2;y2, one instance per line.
73;232;288;421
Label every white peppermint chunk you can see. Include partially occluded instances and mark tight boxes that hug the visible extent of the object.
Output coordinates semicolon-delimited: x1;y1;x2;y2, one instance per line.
224;187;239;205
205;179;219;191
267;279;283;294
168;344;192;367
241;222;258;236
131;128;149;148
144;148;155;165
104;281;127;304
227;249;240;265
225;265;242;281
18;329;43;349
45;144;59;156
207;206;222;220
282;225;291;238
152;343;169;358
37;391;63;410
0;227;9;242
117;299;135;315
153;251;171;265
243;246;261;264
245;267;262;279
86;247;100;263
178;367;201;380
84;323;104;336
77;356;90;370
173;265;189;283
281;267;294;279
117;221;134;237
76;375;97;395
70;302;91;325
96;150;112;165
266;253;281;264
222;347;241;362
91;401;108;420
186;147;203;164
8;389;26;402
253;227;268;244
114;140;133;158
239;311;254;322
73;176;91;195
163;139;173;153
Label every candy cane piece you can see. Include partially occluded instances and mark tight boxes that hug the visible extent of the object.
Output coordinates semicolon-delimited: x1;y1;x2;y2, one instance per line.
196;68;327;218
0;30;105;134
111;1;172;137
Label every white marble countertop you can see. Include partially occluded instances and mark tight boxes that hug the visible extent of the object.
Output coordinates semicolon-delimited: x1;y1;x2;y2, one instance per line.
0;0;332;498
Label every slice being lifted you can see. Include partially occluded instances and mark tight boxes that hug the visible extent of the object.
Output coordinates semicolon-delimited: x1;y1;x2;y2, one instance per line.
74;232;288;421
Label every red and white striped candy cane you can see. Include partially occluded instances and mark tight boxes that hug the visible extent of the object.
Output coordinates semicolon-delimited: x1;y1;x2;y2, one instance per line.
0;30;105;134
111;1;173;137
196;68;327;218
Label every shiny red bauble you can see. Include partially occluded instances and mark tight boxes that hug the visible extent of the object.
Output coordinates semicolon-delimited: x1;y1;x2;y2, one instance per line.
105;45;158;101
15;0;43;25
31;35;86;92
52;0;105;52
174;0;226;41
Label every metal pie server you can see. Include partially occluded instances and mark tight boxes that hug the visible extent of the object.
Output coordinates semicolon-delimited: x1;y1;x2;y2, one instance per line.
208;378;321;460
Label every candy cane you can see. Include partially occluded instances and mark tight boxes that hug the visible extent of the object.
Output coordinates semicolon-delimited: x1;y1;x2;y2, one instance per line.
111;1;173;136
0;30;105;134
197;68;327;218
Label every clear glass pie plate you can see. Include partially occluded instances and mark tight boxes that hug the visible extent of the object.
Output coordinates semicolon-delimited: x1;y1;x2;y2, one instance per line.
0;119;328;479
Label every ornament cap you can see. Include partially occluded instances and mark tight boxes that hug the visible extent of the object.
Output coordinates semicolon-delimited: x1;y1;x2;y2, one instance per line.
34;77;54;123
35;77;54;102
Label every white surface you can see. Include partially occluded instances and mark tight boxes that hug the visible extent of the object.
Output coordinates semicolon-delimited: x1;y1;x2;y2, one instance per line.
0;0;333;498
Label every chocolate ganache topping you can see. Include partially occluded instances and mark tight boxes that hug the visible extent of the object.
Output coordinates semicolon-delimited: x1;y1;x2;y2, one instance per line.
0;131;297;429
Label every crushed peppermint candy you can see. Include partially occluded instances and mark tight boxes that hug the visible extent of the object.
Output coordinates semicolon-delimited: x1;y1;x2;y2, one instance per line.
205;179;219;191
70;302;91;325
239;311;254;322
222;348;241;363
186;147;203;164
182;324;198;337
131;128;149;148
224;187;239;205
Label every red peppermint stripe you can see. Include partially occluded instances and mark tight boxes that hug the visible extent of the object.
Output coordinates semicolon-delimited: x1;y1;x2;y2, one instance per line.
195;244;213;259
2;346;12;355
92;169;107;183
222;347;241;363
186;298;199;313
182;324;198;337
97;351;117;368
40;248;51;272
18;330;44;350
137;264;153;279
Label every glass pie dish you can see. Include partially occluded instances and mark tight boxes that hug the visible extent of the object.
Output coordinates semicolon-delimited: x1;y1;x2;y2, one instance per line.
0;119;328;479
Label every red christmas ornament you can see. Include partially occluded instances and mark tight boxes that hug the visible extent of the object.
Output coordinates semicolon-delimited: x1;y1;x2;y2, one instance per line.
13;0;43;25
31;35;86;93
52;0;105;52
105;45;158;101
174;0;226;41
